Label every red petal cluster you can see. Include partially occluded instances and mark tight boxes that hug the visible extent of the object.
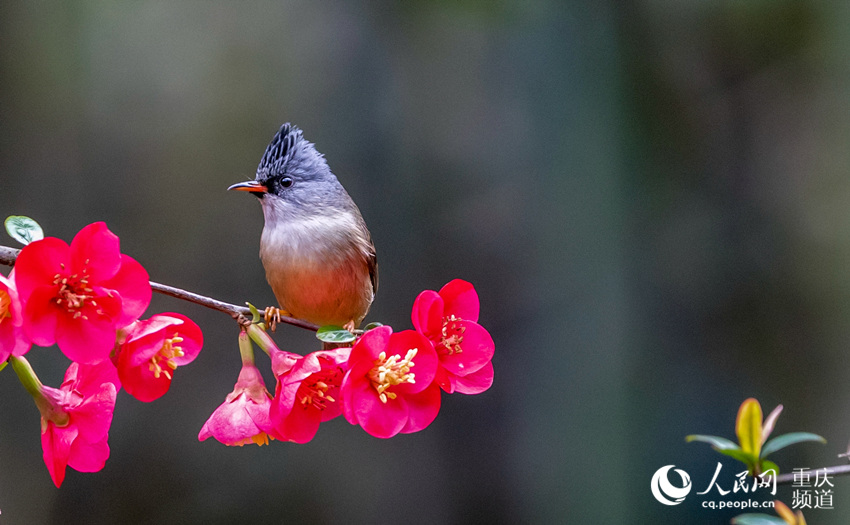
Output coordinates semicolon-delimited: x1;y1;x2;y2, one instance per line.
3;222;204;486
39;361;119;487
14;222;151;364
202;279;494;443
198;361;277;446
411;279;495;394
114;313;203;402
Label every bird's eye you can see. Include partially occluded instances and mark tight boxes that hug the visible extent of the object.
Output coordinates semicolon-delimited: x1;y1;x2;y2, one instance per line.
280;177;294;188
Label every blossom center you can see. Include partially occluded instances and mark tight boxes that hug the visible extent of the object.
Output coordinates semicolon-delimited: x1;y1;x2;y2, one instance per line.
440;315;465;355
299;368;341;411
368;348;417;403
52;266;96;319
149;333;184;380
0;289;11;325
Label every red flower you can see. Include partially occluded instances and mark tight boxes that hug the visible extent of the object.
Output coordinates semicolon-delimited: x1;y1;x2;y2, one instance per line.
14;222;151;364
198;361;277;446
114;313;203;402
411;279;494;394
340;326;441;438
270;347;350;443
0;272;31;360
37;360;119;487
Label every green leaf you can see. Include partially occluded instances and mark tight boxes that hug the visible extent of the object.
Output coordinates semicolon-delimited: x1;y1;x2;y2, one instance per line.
737;398;764;458
730;515;787;525
0;360;7;373
718;447;758;468
5;216;43;245
316;325;356;344
363;322;384;331
686;434;741;450
761;432;826;458
759;459;780;477
246;302;262;324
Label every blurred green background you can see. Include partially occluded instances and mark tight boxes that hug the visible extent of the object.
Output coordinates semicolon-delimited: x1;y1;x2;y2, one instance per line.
2;1;850;523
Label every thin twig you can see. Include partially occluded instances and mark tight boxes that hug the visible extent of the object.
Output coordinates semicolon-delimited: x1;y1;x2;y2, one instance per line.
0;244;320;332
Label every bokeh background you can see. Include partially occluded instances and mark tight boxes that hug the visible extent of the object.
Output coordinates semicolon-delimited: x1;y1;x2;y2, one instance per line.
2;1;850;523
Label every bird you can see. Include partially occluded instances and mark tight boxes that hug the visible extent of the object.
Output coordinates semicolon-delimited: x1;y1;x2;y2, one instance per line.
228;123;377;333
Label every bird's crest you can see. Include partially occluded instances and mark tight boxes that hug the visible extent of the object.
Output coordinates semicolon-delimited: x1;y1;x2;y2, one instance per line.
257;123;303;178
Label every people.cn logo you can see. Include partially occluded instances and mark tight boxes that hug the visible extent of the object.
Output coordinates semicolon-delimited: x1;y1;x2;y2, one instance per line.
651;465;692;505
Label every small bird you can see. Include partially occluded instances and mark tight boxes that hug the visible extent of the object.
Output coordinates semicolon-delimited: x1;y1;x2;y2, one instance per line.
228;123;377;332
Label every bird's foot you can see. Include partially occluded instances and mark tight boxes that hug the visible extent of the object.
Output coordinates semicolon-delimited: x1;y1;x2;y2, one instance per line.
343;320;357;333
264;307;292;332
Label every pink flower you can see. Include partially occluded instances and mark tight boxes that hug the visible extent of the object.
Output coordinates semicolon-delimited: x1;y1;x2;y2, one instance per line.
341;326;441;438
270;347;350;443
199;361;277;446
114;313;203;402
14;222;151;364
0;272;31;360
411;279;494;394
37;360;119;487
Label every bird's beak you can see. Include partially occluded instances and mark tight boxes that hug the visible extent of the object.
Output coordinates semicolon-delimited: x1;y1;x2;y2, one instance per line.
227;181;268;194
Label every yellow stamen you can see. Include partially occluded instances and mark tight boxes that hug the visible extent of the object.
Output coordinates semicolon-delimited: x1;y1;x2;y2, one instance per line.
148;332;185;380
440;315;465;355
297;369;341;411
368;348;418;404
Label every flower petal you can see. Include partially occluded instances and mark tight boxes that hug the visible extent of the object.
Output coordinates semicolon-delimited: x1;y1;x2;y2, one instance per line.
22;285;60;347
41;421;78;488
166;313;203;365
270;348;301;377
67;434;110;473
101;255;151;327
349;325;392;364
390;330;438;395
70;222;121;282
411;290;444;339
70;360;121;396
400;382;441;434
439;279;480;322
13;237;69;300
352;379;408;439
55;309;117;364
438;321;494;376
278;400;322;444
117;348;171;402
451;361;494;395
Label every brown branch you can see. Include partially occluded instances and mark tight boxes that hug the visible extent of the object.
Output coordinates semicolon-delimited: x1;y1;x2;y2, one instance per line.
0;246;19;267
0;244;319;332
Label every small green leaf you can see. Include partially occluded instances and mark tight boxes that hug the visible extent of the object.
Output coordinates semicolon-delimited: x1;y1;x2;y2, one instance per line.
718;447;758;468
761;432;826;458
246;302;262;324
730;515;787;525
759;459;780;477
686;434;741;450
0;360;7;373
363;322;383;331
5;216;43;245
316;325;356;344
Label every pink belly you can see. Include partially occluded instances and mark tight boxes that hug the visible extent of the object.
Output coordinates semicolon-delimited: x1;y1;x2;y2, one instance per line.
266;260;372;327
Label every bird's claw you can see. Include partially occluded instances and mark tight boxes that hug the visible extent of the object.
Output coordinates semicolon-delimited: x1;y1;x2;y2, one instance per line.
343;320;357;333
264;307;289;332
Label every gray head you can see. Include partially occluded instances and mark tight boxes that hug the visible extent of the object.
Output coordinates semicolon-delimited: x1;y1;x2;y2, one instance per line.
228;123;353;216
